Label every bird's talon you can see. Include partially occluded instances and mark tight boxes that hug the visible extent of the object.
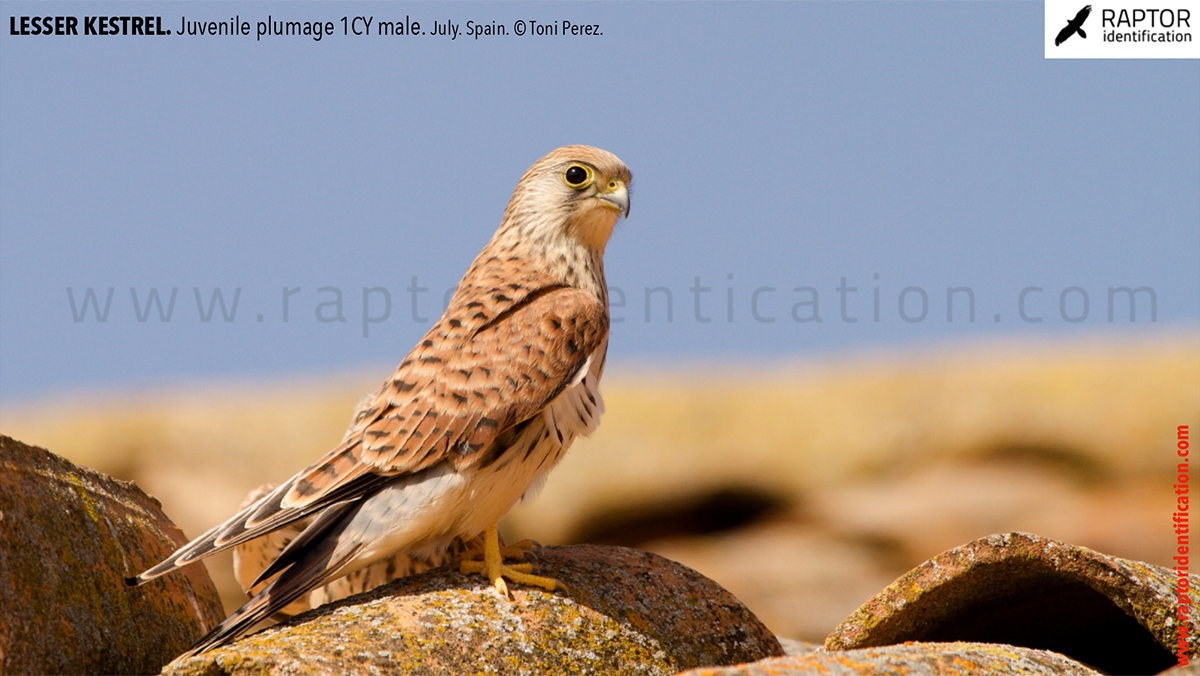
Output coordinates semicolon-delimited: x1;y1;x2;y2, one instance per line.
459;525;564;595
501;538;543;555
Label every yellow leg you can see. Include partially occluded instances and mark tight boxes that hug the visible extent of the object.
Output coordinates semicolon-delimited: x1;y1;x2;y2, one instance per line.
458;525;563;595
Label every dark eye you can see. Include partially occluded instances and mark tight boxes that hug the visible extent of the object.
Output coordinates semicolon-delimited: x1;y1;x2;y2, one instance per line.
564;164;592;188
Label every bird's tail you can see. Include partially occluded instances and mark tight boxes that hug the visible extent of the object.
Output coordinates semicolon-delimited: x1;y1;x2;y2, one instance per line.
127;440;381;587
1078;28;1087;39
174;509;365;660
125;480;305;586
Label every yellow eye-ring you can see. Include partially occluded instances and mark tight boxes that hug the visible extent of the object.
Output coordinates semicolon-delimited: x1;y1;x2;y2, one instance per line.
563;163;594;189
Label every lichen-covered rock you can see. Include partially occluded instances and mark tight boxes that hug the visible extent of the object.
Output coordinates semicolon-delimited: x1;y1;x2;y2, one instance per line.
824;531;1191;675
674;641;1103;676
0;435;225;675
164;544;782;675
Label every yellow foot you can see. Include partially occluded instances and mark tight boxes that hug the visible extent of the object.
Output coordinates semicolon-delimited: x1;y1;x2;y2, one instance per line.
458;526;564;595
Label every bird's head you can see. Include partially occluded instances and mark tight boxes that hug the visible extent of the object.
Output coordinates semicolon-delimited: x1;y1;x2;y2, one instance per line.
501;145;631;255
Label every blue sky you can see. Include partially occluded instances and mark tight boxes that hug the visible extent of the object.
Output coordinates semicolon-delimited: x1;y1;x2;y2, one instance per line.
1;1;1197;403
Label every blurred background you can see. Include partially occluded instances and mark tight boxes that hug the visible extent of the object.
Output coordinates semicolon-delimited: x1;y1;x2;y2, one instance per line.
2;0;1197;643
2;336;1196;642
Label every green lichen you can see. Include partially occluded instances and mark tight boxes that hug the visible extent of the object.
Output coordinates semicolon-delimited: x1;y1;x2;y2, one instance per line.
64;470;101;523
0;436;224;675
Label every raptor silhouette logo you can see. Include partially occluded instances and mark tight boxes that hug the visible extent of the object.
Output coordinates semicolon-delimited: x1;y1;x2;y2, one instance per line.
1055;4;1093;46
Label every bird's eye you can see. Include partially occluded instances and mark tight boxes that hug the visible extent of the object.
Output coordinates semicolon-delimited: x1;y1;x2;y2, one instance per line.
563;164;593;189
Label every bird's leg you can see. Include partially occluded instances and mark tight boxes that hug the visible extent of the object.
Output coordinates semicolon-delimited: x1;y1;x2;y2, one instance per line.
458;525;563;595
458;528;533;573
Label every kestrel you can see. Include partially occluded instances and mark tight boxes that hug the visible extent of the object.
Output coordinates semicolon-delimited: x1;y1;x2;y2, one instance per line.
128;145;631;657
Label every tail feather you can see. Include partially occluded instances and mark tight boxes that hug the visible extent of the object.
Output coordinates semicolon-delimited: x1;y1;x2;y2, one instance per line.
129;463;388;586
251;499;357;589
178;530;364;659
127;483;295;585
214;481;301;546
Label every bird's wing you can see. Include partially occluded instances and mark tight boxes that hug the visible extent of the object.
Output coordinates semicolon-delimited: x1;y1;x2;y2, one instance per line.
171;287;608;656
177;499;366;658
1075;5;1092;23
129;469;391;584
285;285;609;506
129;284;607;586
231;484;314;617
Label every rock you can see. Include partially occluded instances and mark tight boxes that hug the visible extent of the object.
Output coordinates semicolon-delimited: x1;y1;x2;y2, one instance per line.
164;544;782;675
824;531;1192;675
643;520;901;643
776;637;820;656
1158;663;1200;675
674;641;1104;676
0;435;225;675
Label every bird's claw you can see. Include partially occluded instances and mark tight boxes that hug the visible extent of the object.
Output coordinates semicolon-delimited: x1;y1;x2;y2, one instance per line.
498;538;543;561
458;526;564;595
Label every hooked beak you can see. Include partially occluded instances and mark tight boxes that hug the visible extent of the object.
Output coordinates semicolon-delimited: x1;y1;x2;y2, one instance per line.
596;180;630;219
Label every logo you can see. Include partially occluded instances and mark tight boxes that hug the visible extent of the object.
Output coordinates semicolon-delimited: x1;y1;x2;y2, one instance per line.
1055;4;1093;45
1045;0;1198;59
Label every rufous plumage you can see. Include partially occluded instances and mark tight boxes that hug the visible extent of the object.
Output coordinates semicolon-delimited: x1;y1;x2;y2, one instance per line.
127;145;631;657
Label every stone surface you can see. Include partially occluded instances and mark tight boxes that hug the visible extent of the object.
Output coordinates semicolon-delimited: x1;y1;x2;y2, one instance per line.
776;637;820;656
0;435;225;675
675;642;1103;676
1158;663;1200;675
163;544;782;676
824;531;1192;675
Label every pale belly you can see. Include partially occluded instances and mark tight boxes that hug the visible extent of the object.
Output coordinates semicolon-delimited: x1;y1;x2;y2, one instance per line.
338;414;567;575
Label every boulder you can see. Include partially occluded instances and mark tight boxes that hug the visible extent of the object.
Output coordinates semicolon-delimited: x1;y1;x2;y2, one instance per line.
824;532;1193;674
0;435;225;675
164;544;782;675
675;641;1103;676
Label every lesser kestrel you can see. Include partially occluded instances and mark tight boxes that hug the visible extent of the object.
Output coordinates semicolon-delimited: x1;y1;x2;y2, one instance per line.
128;145;631;657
